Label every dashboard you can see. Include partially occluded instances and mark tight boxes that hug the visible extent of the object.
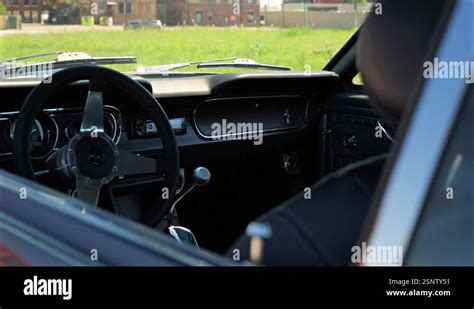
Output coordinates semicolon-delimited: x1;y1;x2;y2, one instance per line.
0;71;339;169
0;71;340;226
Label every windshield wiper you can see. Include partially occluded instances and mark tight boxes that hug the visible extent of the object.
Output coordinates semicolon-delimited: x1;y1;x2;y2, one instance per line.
135;57;237;74
1;52;136;79
197;58;290;71
0;51;62;64
135;58;290;74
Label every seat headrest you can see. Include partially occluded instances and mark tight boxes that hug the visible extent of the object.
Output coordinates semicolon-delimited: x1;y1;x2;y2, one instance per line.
356;0;452;120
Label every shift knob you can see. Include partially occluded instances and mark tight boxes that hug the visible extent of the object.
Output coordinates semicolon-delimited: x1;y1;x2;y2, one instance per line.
167;166;211;227
192;167;211;187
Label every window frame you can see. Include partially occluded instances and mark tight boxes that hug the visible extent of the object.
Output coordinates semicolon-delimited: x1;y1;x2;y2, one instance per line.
364;0;471;266
125;0;132;15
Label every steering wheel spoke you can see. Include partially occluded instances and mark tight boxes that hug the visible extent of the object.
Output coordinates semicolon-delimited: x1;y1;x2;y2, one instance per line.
75;174;103;207
80;76;105;134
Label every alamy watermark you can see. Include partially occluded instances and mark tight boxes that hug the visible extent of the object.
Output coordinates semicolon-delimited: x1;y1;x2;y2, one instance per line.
423;57;474;84
0;59;53;83
351;242;403;266
211;119;263;145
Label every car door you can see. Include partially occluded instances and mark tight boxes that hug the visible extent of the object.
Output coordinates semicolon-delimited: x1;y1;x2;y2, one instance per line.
317;33;396;178
405;86;473;265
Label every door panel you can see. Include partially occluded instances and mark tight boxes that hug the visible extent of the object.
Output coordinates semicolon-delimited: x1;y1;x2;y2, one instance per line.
319;92;396;176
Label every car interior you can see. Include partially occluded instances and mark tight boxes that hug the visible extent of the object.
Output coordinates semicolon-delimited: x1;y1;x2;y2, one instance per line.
0;0;455;265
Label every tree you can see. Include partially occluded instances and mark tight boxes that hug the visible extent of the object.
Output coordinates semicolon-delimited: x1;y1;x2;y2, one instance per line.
0;2;8;15
43;0;89;23
350;0;368;28
43;0;73;11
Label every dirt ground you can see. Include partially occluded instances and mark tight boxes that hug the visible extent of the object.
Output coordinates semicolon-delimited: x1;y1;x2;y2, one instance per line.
0;23;123;36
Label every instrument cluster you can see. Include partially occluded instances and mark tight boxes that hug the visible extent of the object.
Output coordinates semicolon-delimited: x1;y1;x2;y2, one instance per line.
0;105;122;159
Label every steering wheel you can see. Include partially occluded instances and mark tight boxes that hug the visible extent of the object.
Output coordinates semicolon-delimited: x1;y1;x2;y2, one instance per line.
12;65;179;227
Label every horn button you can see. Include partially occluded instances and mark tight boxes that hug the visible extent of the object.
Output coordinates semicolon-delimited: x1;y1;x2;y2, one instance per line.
73;136;115;179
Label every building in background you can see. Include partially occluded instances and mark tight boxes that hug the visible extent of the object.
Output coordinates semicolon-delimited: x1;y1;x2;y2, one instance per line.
262;0;372;28
2;0;50;23
159;0;260;27
79;0;260;27
108;0;157;25
89;0;260;27
1;0;262;26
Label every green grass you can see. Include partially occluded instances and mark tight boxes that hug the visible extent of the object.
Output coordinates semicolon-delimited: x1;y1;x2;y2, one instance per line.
0;27;355;72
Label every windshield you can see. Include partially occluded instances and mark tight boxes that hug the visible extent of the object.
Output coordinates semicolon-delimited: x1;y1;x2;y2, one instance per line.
0;0;370;75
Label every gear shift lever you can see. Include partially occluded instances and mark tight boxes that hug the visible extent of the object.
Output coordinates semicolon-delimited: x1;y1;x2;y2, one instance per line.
167;167;210;249
167;166;211;226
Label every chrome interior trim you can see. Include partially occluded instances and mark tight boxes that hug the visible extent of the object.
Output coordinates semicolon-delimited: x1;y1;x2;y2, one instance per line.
365;1;472;266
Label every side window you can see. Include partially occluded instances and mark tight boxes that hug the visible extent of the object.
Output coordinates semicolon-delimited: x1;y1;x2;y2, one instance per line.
406;86;473;265
352;73;364;86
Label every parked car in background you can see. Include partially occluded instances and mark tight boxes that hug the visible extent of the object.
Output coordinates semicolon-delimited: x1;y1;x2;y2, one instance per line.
124;20;143;30
144;19;162;29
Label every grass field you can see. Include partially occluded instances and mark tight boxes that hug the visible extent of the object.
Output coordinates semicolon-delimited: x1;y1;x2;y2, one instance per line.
0;27;355;72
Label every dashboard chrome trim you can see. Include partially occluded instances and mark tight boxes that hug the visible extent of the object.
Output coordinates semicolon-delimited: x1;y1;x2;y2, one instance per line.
192;95;310;140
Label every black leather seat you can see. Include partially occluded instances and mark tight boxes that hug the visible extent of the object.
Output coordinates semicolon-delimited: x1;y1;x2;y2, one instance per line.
229;155;386;266
227;0;450;266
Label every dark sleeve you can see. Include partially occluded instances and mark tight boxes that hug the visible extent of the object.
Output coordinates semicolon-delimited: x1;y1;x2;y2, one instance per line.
226;155;386;266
